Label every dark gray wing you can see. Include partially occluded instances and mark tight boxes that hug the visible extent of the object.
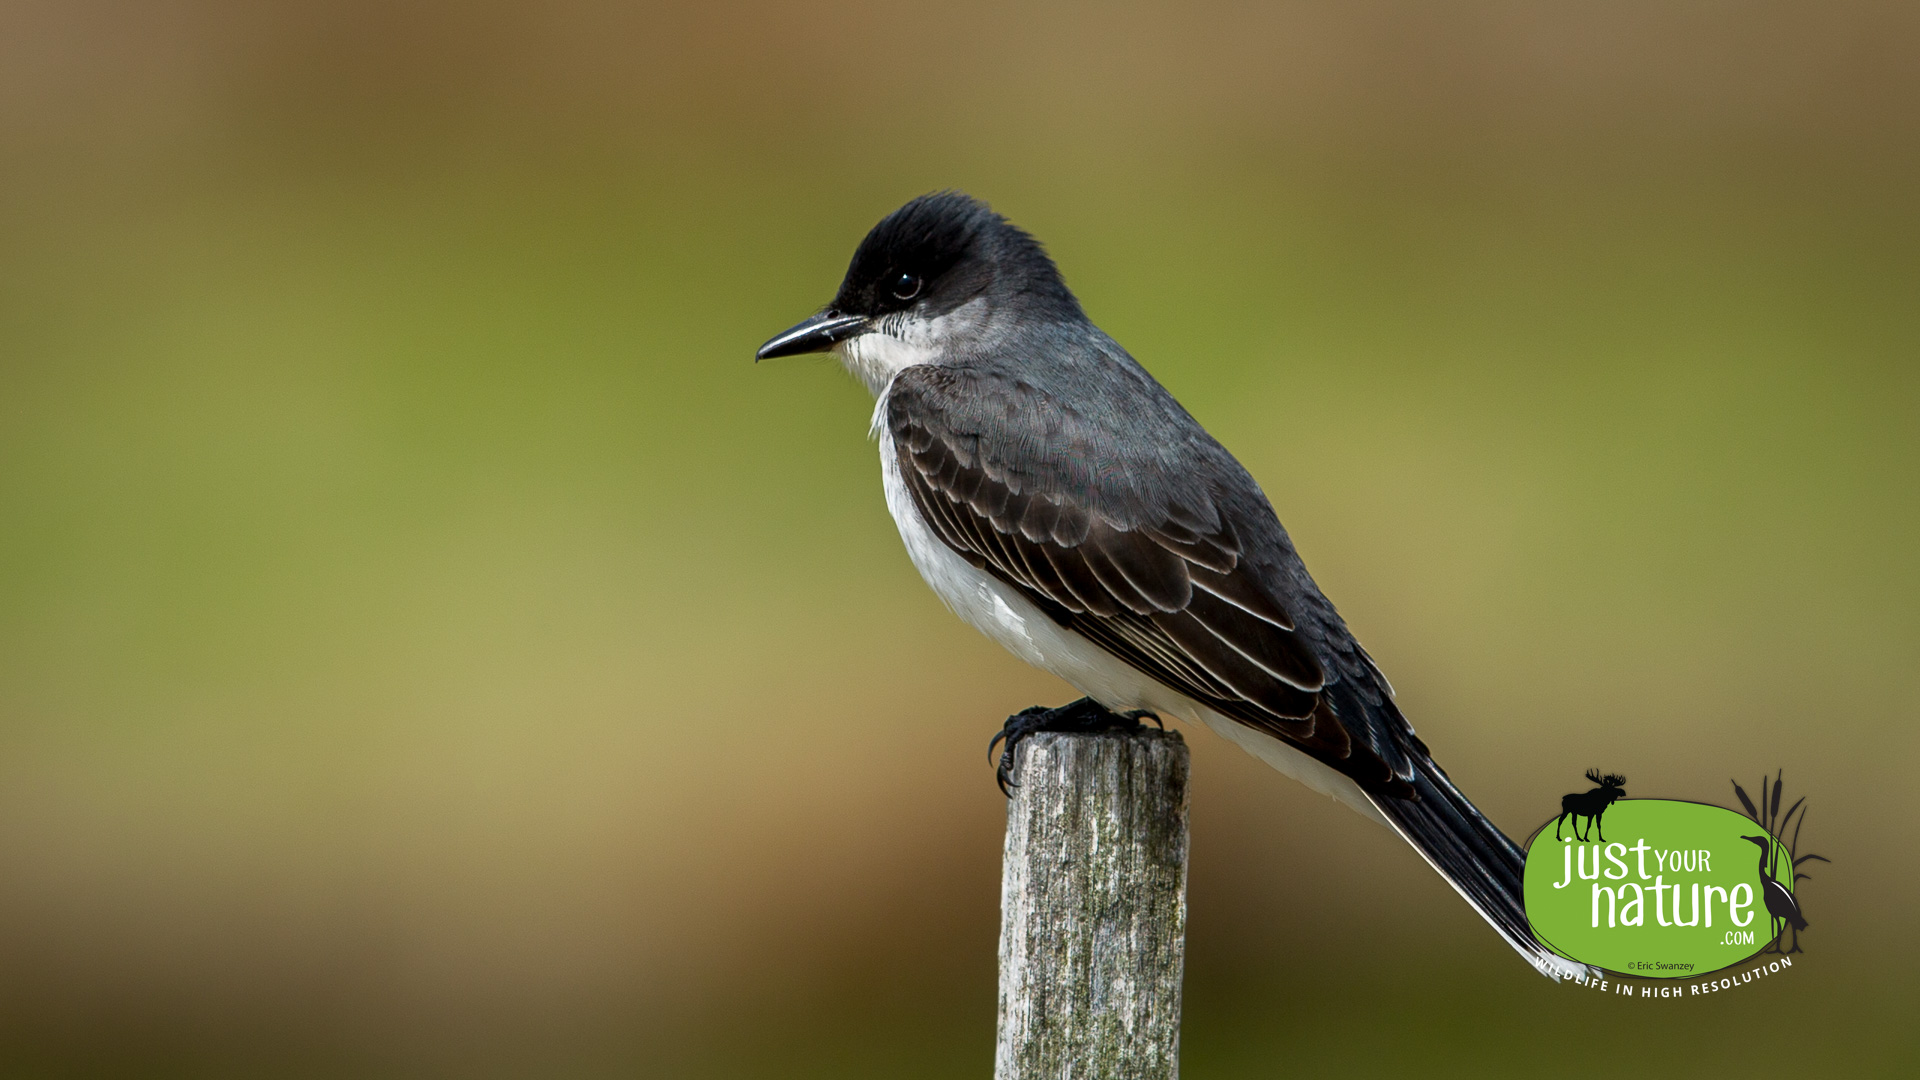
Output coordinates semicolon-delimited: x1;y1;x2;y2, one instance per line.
885;360;1419;793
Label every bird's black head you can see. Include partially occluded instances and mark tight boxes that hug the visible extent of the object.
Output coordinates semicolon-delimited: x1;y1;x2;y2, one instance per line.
1740;835;1771;849
830;191;1073;321
756;191;1079;361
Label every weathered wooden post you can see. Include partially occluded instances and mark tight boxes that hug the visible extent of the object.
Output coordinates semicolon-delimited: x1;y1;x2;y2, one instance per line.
995;728;1191;1080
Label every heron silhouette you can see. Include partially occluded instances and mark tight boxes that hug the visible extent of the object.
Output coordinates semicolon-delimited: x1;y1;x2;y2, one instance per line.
1740;834;1807;953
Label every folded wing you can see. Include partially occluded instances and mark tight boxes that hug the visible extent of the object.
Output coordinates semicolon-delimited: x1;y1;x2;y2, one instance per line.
886;364;1416;793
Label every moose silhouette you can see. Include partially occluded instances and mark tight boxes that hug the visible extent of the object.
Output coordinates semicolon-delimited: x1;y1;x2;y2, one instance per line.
1554;769;1627;842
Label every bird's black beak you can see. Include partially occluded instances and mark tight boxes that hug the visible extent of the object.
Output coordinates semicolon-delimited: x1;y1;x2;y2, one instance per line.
755;311;870;360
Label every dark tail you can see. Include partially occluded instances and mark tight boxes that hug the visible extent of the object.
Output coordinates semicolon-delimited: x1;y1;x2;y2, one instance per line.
1368;757;1593;981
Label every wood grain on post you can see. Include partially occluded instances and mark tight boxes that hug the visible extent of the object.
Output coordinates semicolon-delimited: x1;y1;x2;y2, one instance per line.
995;728;1191;1080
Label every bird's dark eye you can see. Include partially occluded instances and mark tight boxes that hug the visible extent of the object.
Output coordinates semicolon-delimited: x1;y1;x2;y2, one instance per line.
890;272;922;301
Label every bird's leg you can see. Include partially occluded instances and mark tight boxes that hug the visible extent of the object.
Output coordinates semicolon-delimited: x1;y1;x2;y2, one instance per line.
989;697;1160;796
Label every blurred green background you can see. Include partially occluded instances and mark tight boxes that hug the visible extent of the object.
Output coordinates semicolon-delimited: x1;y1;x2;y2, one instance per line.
0;2;1914;1076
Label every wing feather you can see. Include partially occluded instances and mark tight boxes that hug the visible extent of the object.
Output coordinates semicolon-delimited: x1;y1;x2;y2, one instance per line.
1182;588;1321;689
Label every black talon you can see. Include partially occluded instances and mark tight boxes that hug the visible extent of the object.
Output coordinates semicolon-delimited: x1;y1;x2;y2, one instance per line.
989;697;1160;796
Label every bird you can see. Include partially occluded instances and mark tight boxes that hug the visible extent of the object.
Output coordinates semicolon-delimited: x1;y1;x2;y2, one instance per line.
1740;835;1807;953
756;191;1586;981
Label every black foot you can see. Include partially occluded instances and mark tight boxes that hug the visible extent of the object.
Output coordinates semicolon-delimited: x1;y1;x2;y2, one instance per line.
988;697;1161;796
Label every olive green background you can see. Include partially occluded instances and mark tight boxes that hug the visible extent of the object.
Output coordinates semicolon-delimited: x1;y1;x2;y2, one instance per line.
0;3;1914;1077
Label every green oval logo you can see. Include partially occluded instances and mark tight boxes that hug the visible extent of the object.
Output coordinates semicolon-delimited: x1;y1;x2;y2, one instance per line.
1523;800;1795;978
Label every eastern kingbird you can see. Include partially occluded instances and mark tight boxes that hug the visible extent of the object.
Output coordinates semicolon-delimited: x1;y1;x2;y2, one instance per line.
757;191;1583;980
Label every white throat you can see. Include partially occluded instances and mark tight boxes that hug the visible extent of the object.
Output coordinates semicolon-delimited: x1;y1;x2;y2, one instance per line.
832;299;989;397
